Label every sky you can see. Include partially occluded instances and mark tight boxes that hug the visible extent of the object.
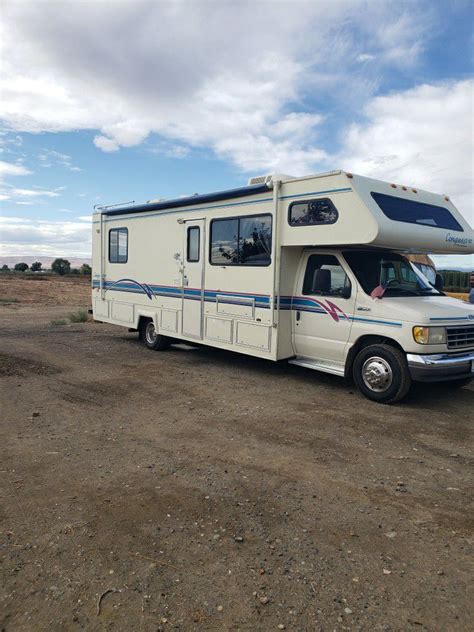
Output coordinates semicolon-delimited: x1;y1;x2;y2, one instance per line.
0;0;473;269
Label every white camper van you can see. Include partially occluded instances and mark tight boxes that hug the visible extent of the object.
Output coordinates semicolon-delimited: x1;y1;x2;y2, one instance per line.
92;171;474;403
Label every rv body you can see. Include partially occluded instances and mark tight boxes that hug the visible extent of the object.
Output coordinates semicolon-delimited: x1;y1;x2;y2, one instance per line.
92;171;474;403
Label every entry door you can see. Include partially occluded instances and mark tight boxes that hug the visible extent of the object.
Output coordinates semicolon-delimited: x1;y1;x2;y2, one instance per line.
182;219;205;339
293;252;356;365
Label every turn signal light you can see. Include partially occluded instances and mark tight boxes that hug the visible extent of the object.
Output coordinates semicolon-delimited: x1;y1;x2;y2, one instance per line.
413;326;446;345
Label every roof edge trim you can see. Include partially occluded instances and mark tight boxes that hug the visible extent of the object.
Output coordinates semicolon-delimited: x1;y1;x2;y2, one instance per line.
101;182;272;217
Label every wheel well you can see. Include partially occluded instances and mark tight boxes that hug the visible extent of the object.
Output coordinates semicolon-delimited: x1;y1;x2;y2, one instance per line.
137;315;152;328
345;335;404;379
137;315;152;338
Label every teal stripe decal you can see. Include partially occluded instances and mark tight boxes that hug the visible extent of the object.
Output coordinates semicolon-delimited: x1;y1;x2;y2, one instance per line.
94;280;402;327
430;316;472;321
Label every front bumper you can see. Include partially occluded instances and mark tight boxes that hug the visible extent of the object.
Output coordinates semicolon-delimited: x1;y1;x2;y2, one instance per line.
407;350;474;382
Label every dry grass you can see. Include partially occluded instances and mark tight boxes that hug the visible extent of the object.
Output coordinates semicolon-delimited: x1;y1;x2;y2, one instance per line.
446;292;468;301
68;309;88;323
50;318;68;326
0;275;90;306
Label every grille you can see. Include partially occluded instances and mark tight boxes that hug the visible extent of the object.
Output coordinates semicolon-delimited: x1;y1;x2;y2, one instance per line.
446;325;474;349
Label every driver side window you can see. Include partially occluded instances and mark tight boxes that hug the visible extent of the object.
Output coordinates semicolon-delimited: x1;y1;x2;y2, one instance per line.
302;254;351;298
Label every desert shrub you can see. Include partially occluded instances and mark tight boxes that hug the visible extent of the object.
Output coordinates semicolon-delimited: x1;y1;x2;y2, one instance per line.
68;309;88;323
14;262;29;272
50;318;68;326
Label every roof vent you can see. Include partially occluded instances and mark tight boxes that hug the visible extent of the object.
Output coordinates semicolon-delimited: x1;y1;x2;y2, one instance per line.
247;173;296;186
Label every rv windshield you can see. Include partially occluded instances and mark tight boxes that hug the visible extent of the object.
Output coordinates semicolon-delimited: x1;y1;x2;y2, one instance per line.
343;250;442;298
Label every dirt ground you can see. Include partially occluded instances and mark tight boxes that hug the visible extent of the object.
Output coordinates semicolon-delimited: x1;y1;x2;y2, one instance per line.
0;277;473;631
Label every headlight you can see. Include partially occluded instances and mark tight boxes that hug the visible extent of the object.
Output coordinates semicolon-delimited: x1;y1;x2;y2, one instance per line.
413;326;446;345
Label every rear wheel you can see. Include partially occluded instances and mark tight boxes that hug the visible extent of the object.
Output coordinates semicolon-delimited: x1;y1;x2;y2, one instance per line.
353;343;412;404
139;319;170;351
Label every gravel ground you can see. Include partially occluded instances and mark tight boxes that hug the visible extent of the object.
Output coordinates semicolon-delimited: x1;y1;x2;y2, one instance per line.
0;292;473;631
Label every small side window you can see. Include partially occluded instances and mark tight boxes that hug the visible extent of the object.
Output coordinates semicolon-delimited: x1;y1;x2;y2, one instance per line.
109;227;128;263
289;198;338;226
187;226;200;262
303;254;351;298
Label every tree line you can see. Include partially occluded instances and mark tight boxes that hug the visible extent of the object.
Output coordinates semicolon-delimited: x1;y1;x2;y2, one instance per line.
1;258;92;276
439;269;471;292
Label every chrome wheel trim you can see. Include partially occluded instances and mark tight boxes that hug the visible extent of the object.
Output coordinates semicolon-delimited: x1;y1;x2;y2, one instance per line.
145;322;158;344
362;356;393;392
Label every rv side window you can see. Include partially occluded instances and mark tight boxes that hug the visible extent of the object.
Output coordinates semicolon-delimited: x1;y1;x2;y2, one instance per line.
370;192;464;232
302;254;351;298
210;214;272;266
187;226;200;262
289;198;338;226
109;227;128;263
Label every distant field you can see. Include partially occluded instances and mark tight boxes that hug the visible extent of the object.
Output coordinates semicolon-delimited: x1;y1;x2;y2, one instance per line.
0;274;91;306
446;292;469;301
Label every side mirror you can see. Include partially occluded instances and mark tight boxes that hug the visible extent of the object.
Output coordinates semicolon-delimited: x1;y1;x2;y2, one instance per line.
312;268;331;294
341;283;352;299
434;273;444;291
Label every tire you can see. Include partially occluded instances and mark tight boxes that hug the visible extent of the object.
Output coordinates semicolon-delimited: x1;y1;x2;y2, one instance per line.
442;377;472;389
139;319;170;351
353;343;412;404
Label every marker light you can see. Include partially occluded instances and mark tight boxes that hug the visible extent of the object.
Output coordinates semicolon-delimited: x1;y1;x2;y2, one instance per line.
413;326;446;345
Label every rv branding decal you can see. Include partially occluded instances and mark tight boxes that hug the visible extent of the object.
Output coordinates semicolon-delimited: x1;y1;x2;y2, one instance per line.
445;233;472;247
311;299;349;322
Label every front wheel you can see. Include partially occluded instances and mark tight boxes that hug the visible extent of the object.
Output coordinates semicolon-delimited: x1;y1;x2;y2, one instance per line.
353;343;412;404
139;319;170;351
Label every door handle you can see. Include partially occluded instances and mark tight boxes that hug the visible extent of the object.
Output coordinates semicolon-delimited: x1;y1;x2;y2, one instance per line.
296;310;301;322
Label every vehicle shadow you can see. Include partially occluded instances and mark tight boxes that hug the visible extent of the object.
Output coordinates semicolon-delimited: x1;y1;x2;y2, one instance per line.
119;332;473;408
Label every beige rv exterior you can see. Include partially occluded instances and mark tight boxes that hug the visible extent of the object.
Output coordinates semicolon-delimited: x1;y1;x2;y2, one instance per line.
92;170;474;403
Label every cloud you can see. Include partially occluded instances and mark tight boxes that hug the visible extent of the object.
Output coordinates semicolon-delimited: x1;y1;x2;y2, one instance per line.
0;160;32;177
0;0;434;174
0;186;62;202
93;135;119;153
338;79;474;224
0;215;91;257
38;149;82;171
357;53;375;62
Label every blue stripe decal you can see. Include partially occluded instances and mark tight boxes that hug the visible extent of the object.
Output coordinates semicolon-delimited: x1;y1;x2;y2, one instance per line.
93;280;403;327
93;187;352;224
351;316;402;327
429;316;472;321
94;280;271;306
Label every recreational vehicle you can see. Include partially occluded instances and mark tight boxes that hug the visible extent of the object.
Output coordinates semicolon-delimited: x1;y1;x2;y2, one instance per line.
92;171;474;403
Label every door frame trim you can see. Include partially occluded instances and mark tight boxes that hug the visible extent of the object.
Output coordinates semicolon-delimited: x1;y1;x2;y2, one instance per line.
181;217;206;339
